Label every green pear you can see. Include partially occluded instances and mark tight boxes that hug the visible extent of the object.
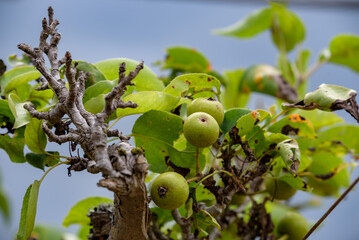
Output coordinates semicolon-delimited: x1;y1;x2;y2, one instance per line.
183;112;219;148
265;178;297;200
277;212;309;240
151;172;189;210
187;98;224;125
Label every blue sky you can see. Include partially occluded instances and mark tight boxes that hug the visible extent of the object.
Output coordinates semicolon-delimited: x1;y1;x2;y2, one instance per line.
0;0;359;239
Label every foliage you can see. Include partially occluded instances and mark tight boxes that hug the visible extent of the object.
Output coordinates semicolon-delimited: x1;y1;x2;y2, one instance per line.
0;2;359;240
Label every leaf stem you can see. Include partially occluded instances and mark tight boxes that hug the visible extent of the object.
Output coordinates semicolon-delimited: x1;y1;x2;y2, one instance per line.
303;174;359;240
39;161;69;185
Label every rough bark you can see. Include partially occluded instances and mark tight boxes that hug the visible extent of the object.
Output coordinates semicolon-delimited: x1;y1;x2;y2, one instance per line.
18;7;150;239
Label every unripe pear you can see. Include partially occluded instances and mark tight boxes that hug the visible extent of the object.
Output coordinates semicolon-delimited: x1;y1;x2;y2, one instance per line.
183;112;219;148
277;212;309;240
265;178;297;200
187;98;224;125
150;172;189;210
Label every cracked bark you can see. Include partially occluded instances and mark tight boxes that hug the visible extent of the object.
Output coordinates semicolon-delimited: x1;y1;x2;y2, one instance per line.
19;7;150;239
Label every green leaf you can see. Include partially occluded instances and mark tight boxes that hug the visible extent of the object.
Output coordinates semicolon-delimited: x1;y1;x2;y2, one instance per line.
328;34;359;73
83;80;117;103
0;128;25;163
304;84;356;111
213;8;272;38
4;69;41;94
220;108;252;135
7;54;31;67
8;93;31;129
296;49;311;73
278;175;309;191
74;61;106;87
25;152;60;171
0;187;10;221
236;109;271;137
291;109;343;130
163;73;221;98
220;69;250;109
283;84;358;116
317;125;359;154
270;3;306;52
193;209;221;233
77;225;91;240
28;85;54;109
240;65;297;102
0;66;40;95
116;91;181;119
62;197;113;227
0;99;15;123
94;58;164;91
25;118;47;154
268;113;316;139
83;93;106;114
32;225;64;240
132;110;205;173
162;46;211;72
276;139;300;174
17;180;40;240
307;152;349;196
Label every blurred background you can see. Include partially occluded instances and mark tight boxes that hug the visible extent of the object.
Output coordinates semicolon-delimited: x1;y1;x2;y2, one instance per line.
0;0;359;239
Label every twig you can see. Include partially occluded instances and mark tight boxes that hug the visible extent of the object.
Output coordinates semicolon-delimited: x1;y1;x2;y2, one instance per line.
303;174;359;240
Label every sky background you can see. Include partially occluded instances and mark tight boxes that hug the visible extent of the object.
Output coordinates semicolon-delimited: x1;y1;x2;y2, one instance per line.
0;0;359;239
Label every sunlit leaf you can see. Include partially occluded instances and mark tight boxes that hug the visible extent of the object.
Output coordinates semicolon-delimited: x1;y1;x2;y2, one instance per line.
8;93;31;129
94;58;164;91
163;73;221;98
162;46;211;72
25;118;47;154
328;34;359;73
268;114;316;139
0;66;40;95
213;8;272;38
116;91;181;119
17;180;40;240
63;197;113;227
236;109;271;137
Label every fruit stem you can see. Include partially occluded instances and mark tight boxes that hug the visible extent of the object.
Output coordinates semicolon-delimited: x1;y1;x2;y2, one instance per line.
196;147;200;174
195;170;232;189
303;174;359;240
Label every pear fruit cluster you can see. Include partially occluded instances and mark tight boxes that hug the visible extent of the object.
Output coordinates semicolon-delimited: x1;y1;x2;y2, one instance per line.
183;98;224;148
